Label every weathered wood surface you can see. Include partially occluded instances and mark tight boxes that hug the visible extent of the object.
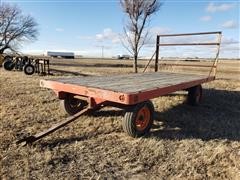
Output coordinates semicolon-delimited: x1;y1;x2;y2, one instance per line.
52;72;208;93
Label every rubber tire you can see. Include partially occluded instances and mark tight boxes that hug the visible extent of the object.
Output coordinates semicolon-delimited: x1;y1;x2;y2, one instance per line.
187;85;203;106
60;95;88;115
3;60;15;71
122;100;154;137
23;64;35;75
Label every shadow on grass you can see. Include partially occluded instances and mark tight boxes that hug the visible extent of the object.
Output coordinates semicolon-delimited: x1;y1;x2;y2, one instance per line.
90;109;125;117
39;129;118;149
38;88;240;147
51;62;133;68
89;89;240;141
151;88;240;141
50;68;91;76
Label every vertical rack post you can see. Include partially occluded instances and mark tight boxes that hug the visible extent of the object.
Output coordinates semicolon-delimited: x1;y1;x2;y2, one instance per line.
213;32;222;77
155;35;160;72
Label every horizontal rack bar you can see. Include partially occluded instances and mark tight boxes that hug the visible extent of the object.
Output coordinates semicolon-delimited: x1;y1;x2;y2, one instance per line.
158;43;220;46
161;63;217;68
158;31;222;37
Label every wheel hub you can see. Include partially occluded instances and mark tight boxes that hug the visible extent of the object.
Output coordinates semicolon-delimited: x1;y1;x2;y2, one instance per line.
26;66;33;73
69;98;82;108
135;106;150;131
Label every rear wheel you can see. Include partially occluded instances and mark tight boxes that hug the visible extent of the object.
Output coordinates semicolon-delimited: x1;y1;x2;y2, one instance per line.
3;60;15;71
60;95;88;115
122;100;154;137
187;85;202;106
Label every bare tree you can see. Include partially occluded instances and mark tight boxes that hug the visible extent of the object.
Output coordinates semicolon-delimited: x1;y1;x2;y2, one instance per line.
0;3;38;54
120;0;162;73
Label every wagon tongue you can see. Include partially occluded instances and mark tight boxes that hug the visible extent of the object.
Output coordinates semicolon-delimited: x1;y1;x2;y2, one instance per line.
16;136;38;146
16;108;90;146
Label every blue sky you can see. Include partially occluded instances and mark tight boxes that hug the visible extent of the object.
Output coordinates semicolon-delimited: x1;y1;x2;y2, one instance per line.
1;0;239;58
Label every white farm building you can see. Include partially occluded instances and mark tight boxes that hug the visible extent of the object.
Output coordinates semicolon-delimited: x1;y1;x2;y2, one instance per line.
47;51;75;59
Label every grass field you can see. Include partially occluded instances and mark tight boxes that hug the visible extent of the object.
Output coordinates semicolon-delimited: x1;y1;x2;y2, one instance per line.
1;58;240;179
50;58;240;80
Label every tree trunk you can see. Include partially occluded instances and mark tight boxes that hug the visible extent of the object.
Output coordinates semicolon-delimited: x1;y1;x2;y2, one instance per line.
0;49;4;54
133;54;138;73
0;46;8;54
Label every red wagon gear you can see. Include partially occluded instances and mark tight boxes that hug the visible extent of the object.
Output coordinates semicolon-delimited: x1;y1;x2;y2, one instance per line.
39;72;212;138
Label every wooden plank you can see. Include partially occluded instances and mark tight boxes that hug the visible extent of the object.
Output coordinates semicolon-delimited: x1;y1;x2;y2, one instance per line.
56;72;145;85
101;73;204;88
85;73;163;87
115;76;203;93
102;75;201;92
91;73;184;88
55;72;165;87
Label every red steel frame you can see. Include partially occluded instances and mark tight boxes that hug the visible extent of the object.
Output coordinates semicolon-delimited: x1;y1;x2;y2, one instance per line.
20;74;214;145
40;76;215;107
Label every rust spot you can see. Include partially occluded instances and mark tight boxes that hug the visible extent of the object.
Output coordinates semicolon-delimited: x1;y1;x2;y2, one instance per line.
134;95;138;102
119;95;125;101
88;88;97;93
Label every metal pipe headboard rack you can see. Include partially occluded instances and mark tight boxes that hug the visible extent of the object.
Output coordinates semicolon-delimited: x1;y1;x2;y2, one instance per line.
143;31;222;77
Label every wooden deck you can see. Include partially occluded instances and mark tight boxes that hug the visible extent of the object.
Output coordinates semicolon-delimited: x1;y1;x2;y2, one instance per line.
51;72;211;93
41;72;215;105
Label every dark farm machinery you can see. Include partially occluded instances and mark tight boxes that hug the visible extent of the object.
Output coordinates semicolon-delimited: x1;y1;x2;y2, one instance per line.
16;31;222;145
2;55;51;75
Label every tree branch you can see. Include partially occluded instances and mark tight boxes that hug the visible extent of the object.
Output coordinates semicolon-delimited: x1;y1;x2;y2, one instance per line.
0;3;38;54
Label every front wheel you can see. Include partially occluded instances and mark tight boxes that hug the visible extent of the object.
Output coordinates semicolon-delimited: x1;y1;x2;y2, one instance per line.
122;100;154;137
23;64;35;75
60;95;88;115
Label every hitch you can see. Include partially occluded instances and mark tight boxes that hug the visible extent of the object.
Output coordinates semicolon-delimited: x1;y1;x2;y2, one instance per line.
16;108;90;146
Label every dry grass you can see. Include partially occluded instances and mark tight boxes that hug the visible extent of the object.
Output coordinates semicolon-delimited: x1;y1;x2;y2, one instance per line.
1;59;240;179
50;58;240;80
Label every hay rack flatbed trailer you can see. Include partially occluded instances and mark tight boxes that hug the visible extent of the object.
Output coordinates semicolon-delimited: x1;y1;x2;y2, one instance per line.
17;31;222;145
